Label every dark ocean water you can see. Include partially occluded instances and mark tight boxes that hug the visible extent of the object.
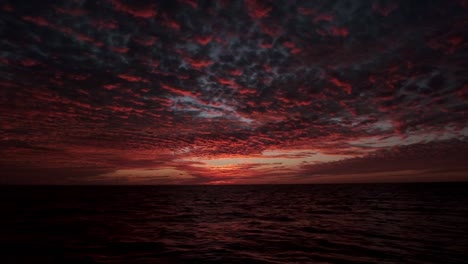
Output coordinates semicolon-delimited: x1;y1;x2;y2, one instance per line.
1;183;467;264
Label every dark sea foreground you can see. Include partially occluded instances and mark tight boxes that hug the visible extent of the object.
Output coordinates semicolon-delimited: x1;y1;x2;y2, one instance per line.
1;183;468;264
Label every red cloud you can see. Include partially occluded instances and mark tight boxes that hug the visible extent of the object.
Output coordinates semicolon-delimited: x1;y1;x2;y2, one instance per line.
134;36;158;46
179;0;198;9
2;4;13;12
329;26;349;37
283;41;301;54
297;7;316;16
22;16;50;26
20;59;39;67
112;46;129;54
92;19;119;30
313;14;334;23
245;0;272;19
259;21;282;37
103;84;118;90
160;83;193;96
259;42;273;49
194;35;213;45
54;7;87;17
118;74;147;83
329;77;352;94
109;0;157;18
3;0;467;185
185;57;213;70
300;140;468;177
162;16;181;31
229;69;243;76
217;78;239;89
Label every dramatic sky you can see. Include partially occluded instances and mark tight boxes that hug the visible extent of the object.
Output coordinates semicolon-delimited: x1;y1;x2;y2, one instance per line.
0;0;467;185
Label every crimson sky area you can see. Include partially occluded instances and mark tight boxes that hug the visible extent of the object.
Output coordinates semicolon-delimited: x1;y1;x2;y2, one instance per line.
0;0;467;185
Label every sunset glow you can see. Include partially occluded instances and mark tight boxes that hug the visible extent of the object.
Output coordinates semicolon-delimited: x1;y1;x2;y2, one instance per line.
0;0;467;185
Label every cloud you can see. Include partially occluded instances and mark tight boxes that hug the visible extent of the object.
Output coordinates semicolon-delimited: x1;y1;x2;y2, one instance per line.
245;0;272;19
108;0;157;18
0;166;115;185
0;0;467;184
299;139;468;177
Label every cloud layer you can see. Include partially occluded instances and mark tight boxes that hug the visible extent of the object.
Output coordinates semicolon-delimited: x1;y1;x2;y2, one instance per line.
1;0;467;184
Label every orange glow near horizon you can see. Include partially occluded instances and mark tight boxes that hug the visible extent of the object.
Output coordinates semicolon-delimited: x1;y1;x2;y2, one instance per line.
1;0;468;185
92;149;359;184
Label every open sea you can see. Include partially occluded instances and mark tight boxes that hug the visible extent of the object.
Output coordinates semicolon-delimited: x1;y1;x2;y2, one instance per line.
1;183;467;264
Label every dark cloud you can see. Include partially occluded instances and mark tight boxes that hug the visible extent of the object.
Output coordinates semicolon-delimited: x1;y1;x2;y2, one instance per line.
299;139;468;176
0;166;115;185
0;0;467;184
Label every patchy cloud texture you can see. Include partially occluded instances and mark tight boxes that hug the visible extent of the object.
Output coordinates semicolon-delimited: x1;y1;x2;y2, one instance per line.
0;0;467;184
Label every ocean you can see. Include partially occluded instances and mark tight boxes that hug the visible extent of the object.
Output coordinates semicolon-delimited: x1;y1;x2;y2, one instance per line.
1;183;467;263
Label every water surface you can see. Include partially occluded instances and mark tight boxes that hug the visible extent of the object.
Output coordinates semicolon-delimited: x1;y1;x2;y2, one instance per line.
1;183;467;263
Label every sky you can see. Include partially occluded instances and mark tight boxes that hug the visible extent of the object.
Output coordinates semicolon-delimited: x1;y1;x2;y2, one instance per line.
0;0;467;185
